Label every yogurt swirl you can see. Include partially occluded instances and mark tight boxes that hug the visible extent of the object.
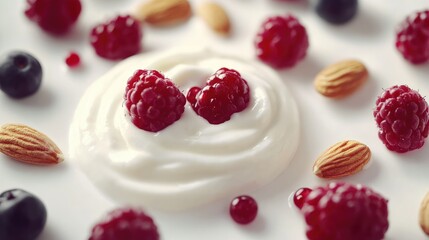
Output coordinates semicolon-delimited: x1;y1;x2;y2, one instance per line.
69;48;300;211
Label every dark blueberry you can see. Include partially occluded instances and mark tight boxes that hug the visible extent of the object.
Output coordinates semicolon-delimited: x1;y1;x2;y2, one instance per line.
316;0;358;24
0;51;42;98
0;189;47;240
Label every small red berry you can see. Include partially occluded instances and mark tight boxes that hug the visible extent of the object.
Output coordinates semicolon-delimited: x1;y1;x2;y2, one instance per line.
301;182;389;240
124;69;186;132
229;195;258;225
395;10;429;64
187;68;250;124
293;187;312;209
25;0;81;35
255;14;309;68
65;52;80;68
374;85;429;153
88;208;159;240
90;15;142;60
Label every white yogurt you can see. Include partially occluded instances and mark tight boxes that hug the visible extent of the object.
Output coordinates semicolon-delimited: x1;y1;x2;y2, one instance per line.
69;47;300;211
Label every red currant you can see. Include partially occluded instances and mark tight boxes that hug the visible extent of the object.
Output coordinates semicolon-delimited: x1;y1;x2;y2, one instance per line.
65;52;80;68
293;187;312;209
229;195;258;224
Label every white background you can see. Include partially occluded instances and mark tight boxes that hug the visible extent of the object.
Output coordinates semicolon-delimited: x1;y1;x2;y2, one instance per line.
1;0;429;239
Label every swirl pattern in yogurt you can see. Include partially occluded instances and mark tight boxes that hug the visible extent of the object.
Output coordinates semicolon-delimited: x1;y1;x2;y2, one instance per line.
69;48;300;211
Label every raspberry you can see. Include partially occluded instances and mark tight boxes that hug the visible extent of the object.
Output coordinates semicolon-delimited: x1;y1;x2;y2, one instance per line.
395;10;429;64
89;208;159;240
90;15;142;60
25;0;81;35
301;182;389;240
124;69;186;132
186;68;250;124
374;85;429;153
255;14;309;69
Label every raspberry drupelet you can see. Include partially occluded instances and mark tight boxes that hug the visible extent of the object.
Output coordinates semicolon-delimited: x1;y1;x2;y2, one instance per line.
396;10;429;64
88;208;159;240
300;182;389;240
374;85;429;153
90;15;142;60
124;69;186;132
25;0;81;35
187;68;250;124
255;14;309;69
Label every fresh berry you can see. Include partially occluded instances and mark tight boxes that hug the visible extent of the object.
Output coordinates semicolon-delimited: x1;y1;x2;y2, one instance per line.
125;69;186;132
25;0;81;35
90;15;142;60
255;14;309;68
0;189;47;240
293;187;312;209
187;68;250;124
230;195;258;224
374;85;429;153
315;0;358;24
89;208;159;240
65;52;80;68
395;10;429;64
0;51;42;98
301;182;388;240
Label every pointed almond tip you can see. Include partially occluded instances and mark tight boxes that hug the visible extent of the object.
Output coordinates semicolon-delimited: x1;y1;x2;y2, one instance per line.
57;153;65;163
313;167;323;177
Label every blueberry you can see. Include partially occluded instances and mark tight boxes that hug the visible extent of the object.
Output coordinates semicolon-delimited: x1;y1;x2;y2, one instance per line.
0;189;47;240
0;51;42;98
316;0;358;24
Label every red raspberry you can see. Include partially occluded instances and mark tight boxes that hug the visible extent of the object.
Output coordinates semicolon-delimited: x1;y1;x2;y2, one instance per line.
124;69;186;132
90;15;142;60
301;182;389;240
255;14;309;69
186;68;250;124
395;10;429;64
89;208;159;240
25;0;81;35
374;85;429;153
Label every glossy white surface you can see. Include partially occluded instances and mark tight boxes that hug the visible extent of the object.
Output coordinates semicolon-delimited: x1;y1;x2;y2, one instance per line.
1;0;429;239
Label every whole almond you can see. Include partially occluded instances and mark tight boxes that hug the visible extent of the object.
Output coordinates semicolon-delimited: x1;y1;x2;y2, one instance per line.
314;60;368;98
197;2;231;35
133;0;192;26
313;140;371;179
419;192;429;236
0;124;63;165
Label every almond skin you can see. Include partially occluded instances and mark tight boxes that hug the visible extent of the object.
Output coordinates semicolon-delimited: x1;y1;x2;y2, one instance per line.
313;140;371;179
197;2;231;35
0;123;64;165
314;60;368;98
419;192;429;236
133;0;192;26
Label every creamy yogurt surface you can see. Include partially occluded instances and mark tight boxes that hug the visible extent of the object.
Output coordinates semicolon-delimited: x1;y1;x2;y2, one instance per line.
69;47;300;211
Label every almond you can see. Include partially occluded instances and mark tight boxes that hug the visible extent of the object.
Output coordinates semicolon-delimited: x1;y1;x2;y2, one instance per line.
314;60;368;98
197;2;231;35
0;123;64;165
313;140;371;179
133;0;192;26
419;192;429;236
